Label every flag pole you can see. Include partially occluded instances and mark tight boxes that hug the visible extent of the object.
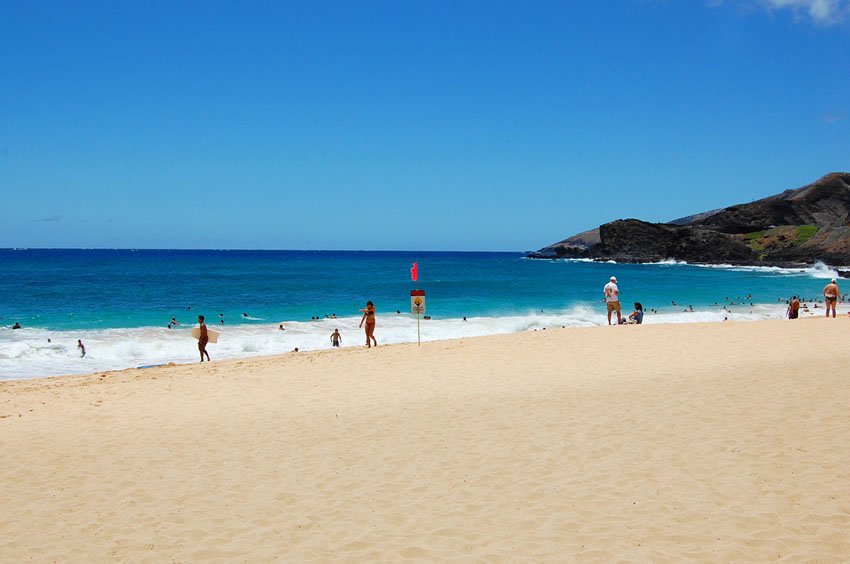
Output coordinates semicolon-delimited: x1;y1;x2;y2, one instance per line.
416;258;420;346
412;260;421;346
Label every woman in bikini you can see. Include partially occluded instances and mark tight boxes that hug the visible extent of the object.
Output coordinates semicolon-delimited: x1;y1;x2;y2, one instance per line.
359;300;377;347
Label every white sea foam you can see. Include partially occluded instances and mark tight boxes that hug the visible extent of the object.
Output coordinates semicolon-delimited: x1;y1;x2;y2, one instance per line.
641;258;840;279
0;301;809;381
687;260;839;279
546;257;841;279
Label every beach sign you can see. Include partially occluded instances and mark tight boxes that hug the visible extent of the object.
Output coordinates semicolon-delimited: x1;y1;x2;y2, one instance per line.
411;290;426;315
411;289;426;346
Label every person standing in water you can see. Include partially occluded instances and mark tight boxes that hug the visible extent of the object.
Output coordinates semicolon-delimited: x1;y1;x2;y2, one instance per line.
330;328;342;347
197;315;210;362
787;296;800;319
359;301;377;348
603;276;622;325
77;339;86;358
823;279;841;318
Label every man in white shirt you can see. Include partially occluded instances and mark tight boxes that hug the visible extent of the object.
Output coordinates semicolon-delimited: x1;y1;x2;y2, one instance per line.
603;276;622;325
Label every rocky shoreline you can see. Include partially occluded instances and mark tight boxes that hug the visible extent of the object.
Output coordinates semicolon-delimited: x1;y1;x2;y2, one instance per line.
531;172;850;271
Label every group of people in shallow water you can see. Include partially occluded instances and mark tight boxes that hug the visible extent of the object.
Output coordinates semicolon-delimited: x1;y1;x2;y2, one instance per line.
604;275;845;325
7;275;848;367
603;276;644;326
193;300;380;362
785;278;843;319
187;276;842;363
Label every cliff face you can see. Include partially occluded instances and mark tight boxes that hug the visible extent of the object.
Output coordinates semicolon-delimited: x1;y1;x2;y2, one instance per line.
533;172;850;265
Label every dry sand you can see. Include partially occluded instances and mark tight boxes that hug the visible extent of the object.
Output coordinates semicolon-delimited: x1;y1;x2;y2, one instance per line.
1;319;849;561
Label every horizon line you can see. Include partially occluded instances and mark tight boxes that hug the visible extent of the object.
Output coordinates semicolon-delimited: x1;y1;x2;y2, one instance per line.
0;247;527;253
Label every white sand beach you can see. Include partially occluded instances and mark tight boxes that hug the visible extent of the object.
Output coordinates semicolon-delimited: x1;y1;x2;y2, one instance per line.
1;318;849;561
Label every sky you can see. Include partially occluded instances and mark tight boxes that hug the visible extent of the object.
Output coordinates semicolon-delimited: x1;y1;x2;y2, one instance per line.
1;0;848;251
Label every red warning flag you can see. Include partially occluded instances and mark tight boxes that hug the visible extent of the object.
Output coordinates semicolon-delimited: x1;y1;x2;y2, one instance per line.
410;262;419;282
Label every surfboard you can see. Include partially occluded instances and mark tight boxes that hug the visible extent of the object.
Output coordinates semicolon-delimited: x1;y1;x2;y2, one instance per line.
191;327;220;344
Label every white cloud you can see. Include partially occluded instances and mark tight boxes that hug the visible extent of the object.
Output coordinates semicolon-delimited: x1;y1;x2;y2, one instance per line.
821;112;848;123
709;0;850;24
35;215;63;223
764;0;849;23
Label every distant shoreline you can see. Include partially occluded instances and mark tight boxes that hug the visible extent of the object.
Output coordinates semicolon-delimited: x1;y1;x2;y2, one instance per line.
525;253;850;274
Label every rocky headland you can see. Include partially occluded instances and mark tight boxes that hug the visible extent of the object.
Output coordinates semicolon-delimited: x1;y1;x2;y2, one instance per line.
530;172;850;269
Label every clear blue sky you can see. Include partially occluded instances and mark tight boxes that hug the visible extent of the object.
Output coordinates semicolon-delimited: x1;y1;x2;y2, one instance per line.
1;1;848;251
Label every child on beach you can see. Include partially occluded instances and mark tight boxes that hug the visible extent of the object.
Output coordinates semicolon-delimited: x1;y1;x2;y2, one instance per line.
359;301;377;348
330;329;342;347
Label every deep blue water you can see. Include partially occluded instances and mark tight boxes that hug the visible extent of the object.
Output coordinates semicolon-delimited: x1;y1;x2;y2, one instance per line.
0;249;837;331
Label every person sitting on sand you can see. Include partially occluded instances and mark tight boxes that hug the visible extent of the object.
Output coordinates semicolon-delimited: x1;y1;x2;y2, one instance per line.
823;279;841;318
787;296;800;319
197;315;210;362
603;276;622;325
330;328;342;347
625;302;644;325
359;301;377;348
77;339;86;358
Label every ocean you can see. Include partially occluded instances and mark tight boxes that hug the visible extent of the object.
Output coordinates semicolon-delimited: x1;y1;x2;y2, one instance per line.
0;249;841;380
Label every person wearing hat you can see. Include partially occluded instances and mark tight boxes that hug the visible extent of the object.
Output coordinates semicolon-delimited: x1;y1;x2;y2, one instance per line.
822;278;841;318
603;276;622;325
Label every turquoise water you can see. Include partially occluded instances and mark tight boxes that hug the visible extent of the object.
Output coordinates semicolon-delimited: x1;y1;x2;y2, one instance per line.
0;249;837;329
0;249;842;379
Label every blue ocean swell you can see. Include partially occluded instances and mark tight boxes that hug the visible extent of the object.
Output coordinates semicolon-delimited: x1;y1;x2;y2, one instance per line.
0;249;837;331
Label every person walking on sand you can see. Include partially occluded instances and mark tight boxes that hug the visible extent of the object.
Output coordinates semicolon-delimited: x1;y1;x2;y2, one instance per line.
197;315;210;362
787;296;800;319
823;279;841;318
330;328;342;347
603;276;622;325
77;339;86;358
359;301;377;348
